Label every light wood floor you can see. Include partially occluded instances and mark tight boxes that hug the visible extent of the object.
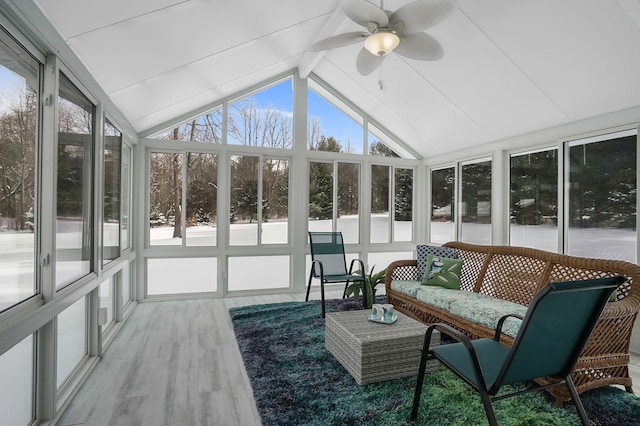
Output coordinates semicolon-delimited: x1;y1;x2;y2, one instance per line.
57;290;640;426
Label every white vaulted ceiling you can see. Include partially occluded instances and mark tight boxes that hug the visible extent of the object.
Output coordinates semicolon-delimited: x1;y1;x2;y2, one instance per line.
19;0;640;158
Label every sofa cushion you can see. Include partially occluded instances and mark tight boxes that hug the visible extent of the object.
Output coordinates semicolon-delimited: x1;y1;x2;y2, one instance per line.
421;254;463;289
416;245;458;281
449;297;527;338
415;287;480;312
390;280;423;298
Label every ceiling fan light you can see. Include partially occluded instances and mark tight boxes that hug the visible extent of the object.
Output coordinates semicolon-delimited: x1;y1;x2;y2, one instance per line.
364;31;400;56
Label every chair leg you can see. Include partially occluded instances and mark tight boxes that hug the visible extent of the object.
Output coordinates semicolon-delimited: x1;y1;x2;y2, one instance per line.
305;273;313;302
320;281;326;318
565;375;590;426
411;330;435;420
342;281;349;299
479;389;498;426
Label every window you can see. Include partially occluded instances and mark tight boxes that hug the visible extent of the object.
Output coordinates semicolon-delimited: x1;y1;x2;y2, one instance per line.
430;167;456;244
460;159;492;244
99;277;115;331
308;161;333;233
567;130;637;261
147;257;216;295
394;168;413;241
103;119;121;265
121;144;131;250
56;297;87;389
228;256;289;291
186;153;217;247
370;165;414;243
308;86;363;154
367;123;402;158
229;155;289;245
152;107;223;143
228;79;293;148
371;165;390;243
229;155;258;245
149;152;182;246
56;72;94;288
262;158;289;244
337;162;360;244
308;161;361;243
0;29;40;311
510;149;558;251
0;335;34;425
121;262;131;307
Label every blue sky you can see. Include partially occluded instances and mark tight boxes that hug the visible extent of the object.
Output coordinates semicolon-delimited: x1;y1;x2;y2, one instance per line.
251;79;365;153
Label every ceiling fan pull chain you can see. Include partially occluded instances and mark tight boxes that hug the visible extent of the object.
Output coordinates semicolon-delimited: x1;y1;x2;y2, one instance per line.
378;57;384;90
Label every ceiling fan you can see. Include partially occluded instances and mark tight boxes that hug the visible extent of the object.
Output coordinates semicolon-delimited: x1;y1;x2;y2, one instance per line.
310;0;457;76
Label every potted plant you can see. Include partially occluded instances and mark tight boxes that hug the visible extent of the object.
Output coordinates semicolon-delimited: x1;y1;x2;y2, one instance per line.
345;266;386;309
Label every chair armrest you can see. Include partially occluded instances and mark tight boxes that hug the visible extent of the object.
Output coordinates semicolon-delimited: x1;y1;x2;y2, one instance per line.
311;259;324;279
348;258;365;276
494;314;524;341
423;323;489;390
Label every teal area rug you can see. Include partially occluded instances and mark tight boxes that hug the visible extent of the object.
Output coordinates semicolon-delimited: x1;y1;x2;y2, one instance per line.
229;298;640;426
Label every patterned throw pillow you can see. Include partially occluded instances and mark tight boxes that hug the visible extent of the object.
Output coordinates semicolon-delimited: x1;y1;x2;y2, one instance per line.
421;254;464;290
416;245;458;281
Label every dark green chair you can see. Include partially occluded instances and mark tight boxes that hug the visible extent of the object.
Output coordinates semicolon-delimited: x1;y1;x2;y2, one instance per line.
411;275;627;425
305;232;366;318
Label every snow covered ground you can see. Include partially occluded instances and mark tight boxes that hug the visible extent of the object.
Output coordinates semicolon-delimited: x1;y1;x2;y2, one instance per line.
1;219;637;308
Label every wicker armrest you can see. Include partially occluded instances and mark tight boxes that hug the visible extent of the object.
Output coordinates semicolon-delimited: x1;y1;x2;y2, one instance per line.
384;259;419;294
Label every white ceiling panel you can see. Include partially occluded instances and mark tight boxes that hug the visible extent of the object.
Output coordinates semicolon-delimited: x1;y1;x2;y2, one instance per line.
461;0;640;120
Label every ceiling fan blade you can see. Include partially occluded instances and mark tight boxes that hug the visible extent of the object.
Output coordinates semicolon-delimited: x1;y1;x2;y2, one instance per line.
356;47;384;75
389;0;457;36
394;32;444;60
310;32;369;51
343;0;389;28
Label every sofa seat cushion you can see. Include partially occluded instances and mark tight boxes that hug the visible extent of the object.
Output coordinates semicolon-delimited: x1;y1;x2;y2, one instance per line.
449;297;527;338
390;280;526;338
415;287;481;312
390;280;423;298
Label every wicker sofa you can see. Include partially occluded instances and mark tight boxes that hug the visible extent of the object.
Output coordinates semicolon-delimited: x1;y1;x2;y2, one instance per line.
385;241;640;404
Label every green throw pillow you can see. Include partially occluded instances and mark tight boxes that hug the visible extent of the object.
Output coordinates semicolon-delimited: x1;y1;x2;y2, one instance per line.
421;254;463;290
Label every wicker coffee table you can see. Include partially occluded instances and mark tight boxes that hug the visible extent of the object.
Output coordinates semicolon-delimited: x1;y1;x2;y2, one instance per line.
325;310;440;385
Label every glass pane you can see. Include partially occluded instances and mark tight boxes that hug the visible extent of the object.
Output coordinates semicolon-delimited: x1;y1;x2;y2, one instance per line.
57;72;94;288
228;80;293;148
460;160;492;244
0;335;33;425
56;297;86;389
103;119;121;265
568;133;637;261
152;107;223;143
230;155;258;245
121;144;131;249
0;31;39;311
262;158;289;244
99;277;114;329
308;162;333;232
186;153;217;247
371;165;390;243
308;89;363;154
121;262;131;307
228;256;289;291
147;257;216;295
510;150;558;251
337;162;359;244
367;252;413;276
368;130;400;158
394;168;413;242
149;152;183;246
430;167;456;244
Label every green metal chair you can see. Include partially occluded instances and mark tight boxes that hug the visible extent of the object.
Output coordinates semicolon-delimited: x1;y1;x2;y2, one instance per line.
305;232;366;318
411;275;627;425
